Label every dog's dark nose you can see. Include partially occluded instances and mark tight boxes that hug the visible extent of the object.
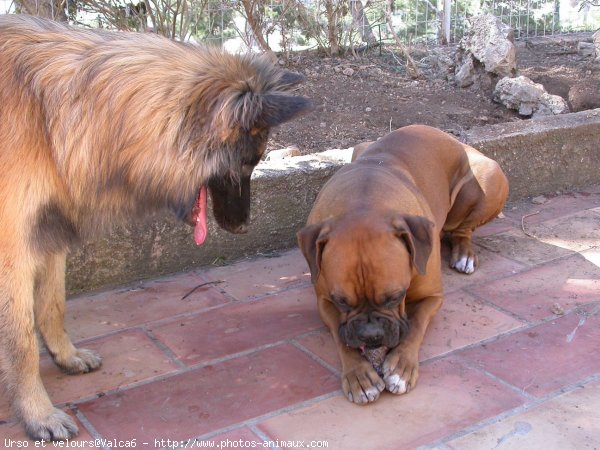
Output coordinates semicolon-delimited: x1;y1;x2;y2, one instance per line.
233;223;248;234
357;323;384;348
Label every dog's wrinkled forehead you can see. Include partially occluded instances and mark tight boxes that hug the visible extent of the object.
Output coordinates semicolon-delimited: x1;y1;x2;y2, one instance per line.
314;226;412;317
322;227;412;288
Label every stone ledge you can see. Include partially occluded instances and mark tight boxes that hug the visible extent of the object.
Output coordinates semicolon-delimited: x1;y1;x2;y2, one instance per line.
465;108;600;199
66;109;600;294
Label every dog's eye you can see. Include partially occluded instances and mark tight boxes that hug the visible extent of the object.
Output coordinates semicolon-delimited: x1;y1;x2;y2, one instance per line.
331;295;351;311
382;291;406;308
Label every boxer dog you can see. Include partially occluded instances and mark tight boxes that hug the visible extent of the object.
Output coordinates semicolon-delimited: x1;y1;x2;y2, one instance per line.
297;125;508;404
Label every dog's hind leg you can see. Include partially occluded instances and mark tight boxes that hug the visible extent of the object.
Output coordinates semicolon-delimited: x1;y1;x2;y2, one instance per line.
445;156;509;274
35;252;102;374
0;255;79;440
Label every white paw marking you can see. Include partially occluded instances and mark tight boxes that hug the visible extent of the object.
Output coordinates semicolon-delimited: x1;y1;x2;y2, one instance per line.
453;256;475;274
384;374;408;394
465;258;475;274
364;386;380;402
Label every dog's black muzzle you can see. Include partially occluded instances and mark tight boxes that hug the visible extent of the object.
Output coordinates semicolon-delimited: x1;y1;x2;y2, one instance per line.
208;174;251;234
339;311;409;349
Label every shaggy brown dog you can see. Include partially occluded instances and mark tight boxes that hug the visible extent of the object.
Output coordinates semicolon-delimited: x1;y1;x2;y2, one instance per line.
0;14;311;440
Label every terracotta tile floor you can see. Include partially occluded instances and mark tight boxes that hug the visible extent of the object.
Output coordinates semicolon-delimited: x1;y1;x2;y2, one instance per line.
2;186;600;449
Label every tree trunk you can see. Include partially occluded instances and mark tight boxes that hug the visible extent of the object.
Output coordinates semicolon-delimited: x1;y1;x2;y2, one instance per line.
325;0;340;55
240;0;272;53
385;0;421;78
349;0;377;44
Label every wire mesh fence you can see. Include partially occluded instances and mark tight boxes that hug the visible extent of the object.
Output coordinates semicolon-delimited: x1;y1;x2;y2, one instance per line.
1;0;599;50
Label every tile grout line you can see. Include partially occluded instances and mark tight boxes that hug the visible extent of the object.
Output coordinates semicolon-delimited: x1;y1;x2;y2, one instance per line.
418;323;534;367
458;357;539;401
30;339;334;427
503;196;600;226
58;341;306;412
419;303;597;369
222;280;313;303
421;371;600;449
67;248;302;300
142;327;188;370
464;284;535;324
463;283;600;331
184;341;292;370
71;407;109;450
474;226;588;268
71;303;234;346
71;281;313;346
290;340;341;376
248;424;283;450
441;251;530;298
183;390;341;446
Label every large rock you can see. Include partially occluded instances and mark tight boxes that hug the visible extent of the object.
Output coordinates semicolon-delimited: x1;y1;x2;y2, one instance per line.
493;76;569;117
458;14;517;78
578;41;596;57
455;54;476;88
569;79;600;112
429;47;457;81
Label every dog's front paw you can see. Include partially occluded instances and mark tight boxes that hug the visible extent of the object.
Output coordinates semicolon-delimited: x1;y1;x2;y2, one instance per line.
24;408;78;441
382;348;419;395
55;348;102;375
383;372;411;394
341;361;385;405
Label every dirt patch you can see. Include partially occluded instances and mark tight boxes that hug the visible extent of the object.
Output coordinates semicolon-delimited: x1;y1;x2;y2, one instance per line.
270;33;599;154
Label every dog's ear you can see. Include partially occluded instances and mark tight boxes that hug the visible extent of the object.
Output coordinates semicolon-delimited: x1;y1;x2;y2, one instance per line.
392;214;435;275
224;92;312;132
261;93;313;127
277;71;306;90
297;222;330;284
351;140;375;162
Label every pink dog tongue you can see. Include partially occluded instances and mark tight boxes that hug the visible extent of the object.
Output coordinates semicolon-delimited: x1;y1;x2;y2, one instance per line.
193;186;208;246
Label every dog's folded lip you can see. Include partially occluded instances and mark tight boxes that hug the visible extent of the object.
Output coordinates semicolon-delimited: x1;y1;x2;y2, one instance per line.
183;187;204;225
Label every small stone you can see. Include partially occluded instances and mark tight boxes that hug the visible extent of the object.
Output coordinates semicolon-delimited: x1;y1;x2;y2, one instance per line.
531;195;548;205
265;146;301;161
320;122;327;128
365;107;372;112
551;303;565;315
342;68;355;76
577;42;595;57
